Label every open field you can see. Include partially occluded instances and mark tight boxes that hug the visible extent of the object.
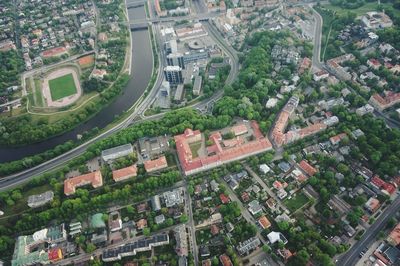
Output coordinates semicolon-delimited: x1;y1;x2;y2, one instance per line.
34;79;44;107
284;192;310;212
49;73;77;101
323;2;393;16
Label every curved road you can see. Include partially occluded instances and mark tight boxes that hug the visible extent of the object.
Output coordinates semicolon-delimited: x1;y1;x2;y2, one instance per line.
0;21;239;192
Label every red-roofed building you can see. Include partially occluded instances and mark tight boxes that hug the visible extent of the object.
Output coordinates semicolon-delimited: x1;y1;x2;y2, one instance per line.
278;249;293;261
219;254;233;266
273;181;283;190
371;175;397;195
48;248;63;262
175;121;272;175
231;124;248;136
144;156;168;173
367;59;382;70
42;46;68;58
64;171;103;196
382;182;396;195
371;175;386;188
299;160;317;177
241;192;250;202
136;219;147;230
329;133;347;145
210;224;220;235
369;91;400;111
258;215;271;229
220;194;230;204
365;197;380;213
298;57;311;74
387;223;400;246
112;165;137;182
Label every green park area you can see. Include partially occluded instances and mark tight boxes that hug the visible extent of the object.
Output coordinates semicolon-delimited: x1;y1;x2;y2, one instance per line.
49;73;77;101
284;192;310;212
324;2;392;16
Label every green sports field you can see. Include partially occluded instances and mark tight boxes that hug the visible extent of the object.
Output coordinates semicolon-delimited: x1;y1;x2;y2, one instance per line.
48;73;77;101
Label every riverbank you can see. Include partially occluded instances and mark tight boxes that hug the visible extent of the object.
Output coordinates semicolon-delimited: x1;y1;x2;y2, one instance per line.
0;6;156;174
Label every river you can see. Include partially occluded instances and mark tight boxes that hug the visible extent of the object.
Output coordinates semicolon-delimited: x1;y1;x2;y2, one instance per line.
0;6;153;163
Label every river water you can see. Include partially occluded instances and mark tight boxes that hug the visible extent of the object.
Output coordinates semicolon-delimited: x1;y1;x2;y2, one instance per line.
0;6;153;163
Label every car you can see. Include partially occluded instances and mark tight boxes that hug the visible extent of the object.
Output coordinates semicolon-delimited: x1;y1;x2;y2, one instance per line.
359;251;365;258
363;247;368;253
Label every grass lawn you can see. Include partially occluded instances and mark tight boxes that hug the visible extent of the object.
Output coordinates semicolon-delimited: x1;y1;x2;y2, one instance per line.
49;73;77;101
323;2;392;16
189;141;202;158
34;79;44;107
284;192;310;212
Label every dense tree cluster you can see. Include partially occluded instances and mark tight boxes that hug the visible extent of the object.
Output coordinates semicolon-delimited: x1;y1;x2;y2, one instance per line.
0;51;24;95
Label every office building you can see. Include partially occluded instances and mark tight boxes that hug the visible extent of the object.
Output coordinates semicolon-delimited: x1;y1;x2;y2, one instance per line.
167;53;185;69
164;66;183;84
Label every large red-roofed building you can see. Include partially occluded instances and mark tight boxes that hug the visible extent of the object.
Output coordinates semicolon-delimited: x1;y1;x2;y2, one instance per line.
112;165;137;182
64;171;103;196
369;91;400;111
42;46;68;58
175;121;272;175
144;156;168;173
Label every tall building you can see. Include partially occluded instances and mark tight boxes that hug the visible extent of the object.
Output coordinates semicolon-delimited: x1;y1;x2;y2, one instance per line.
164;66;183;84
164;39;177;55
167;53;185;69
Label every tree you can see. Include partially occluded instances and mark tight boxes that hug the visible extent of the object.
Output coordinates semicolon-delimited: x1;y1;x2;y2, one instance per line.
143;228;151;236
262;245;271;254
180;214;189;223
86;243;97;253
277;221;290;231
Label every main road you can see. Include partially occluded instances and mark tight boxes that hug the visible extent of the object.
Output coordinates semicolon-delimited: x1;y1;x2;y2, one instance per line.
336;195;400;266
0;20;239;191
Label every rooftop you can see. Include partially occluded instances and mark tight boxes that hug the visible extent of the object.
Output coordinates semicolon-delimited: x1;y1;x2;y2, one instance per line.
112;165;137;182
64;171;103;196
144;156;168;173
175;121;272;175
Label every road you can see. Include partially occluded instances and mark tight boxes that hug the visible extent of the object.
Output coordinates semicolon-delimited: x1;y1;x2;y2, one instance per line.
374;110;400;129
310;4;324;71
336;195;400;266
128;12;220;26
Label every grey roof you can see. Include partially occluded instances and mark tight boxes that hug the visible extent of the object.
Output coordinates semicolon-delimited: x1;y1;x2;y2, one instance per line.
27;191;54;208
101;144;133;161
237;237;261;255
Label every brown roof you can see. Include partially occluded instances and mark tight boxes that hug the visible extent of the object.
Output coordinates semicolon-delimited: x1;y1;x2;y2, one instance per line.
210;224;220;235
136;219;147;229
112;165;137;182
175;121;272;175
219;254;233;266
231;124;248;136
388;223;400;246
299;160;317;176
64;171;103;196
258;216;271;229
42;46;67;58
144;156;168;172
